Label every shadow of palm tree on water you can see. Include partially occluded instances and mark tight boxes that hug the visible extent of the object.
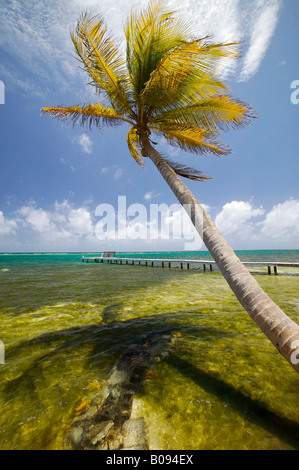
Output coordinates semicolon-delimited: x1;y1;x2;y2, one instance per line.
166;354;299;449
3;304;299;449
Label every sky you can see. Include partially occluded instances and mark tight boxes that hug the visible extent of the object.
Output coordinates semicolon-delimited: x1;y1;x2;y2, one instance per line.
0;0;299;252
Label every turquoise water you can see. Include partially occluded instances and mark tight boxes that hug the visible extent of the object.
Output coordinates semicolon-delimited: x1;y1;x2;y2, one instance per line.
115;249;299;263
0;250;298;450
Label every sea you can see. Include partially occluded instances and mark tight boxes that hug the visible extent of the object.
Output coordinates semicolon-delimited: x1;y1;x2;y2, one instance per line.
0;250;298;450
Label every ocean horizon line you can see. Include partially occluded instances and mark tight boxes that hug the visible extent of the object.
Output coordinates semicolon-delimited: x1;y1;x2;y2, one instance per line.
1;248;299;255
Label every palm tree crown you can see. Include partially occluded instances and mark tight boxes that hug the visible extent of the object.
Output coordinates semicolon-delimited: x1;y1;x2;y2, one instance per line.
42;0;253;179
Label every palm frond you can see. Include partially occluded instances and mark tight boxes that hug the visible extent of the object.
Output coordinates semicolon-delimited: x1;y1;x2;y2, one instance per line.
141;39;241;113
152;124;230;156
71;13;133;115
41;103;134;129
125;0;190;100
162;157;211;181
126;127;144;167
42;1;256;178
152;95;256;132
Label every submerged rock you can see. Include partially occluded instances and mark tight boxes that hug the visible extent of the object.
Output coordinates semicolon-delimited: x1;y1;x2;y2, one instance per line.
65;327;174;450
122;417;148;450
88;420;114;445
67;426;84;447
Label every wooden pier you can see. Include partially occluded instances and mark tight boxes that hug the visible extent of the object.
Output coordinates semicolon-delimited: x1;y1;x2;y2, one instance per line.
81;256;299;275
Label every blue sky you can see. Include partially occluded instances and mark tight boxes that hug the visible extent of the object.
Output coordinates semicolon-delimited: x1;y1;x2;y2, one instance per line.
0;0;298;252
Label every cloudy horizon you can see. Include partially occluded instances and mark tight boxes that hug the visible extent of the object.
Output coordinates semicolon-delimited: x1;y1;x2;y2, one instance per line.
1;196;298;252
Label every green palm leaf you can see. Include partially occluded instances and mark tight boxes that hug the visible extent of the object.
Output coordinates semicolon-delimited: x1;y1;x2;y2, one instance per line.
126;127;144;166
42;0;253;169
141;39;239;113
72;13;134;116
125;0;190;100
152;123;229;155
161;157;212;181
41;103;134;128
152;95;255;132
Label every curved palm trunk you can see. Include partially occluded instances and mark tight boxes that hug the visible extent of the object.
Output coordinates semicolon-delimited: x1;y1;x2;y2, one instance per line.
141;135;299;373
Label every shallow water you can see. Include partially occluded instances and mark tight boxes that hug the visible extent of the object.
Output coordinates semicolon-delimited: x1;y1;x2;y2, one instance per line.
0;252;298;450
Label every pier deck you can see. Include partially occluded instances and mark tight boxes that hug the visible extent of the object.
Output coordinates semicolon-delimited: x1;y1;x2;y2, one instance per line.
82;256;299;274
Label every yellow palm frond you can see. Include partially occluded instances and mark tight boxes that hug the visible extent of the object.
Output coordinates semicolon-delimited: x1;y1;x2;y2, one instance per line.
141;40;241;112
42;1;255;169
152;95;255;132
72;13;133;116
152;124;229;156
41;103;134;128
126;127;144;166
125;0;190;100
160;157;212;181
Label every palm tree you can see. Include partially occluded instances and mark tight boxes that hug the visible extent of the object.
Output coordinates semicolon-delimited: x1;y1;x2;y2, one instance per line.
42;0;299;373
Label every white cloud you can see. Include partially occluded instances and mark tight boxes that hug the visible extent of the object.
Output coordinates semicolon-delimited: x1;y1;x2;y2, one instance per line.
0;64;45;99
144;191;160;201
0;0;283;95
214;198;299;249
239;0;282;81
67;207;94;235
0;0;78;94
0;211;18;236
18;206;54;233
113;168;125;180
95;200;203;250
278;60;286;67
1;197;298;251
78;134;92;154
260;198;299;240
71;134;93;154
215;200;265;238
12;201;97;250
99;165;126;180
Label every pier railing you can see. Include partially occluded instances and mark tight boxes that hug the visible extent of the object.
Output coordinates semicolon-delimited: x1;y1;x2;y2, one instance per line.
82;256;299;275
